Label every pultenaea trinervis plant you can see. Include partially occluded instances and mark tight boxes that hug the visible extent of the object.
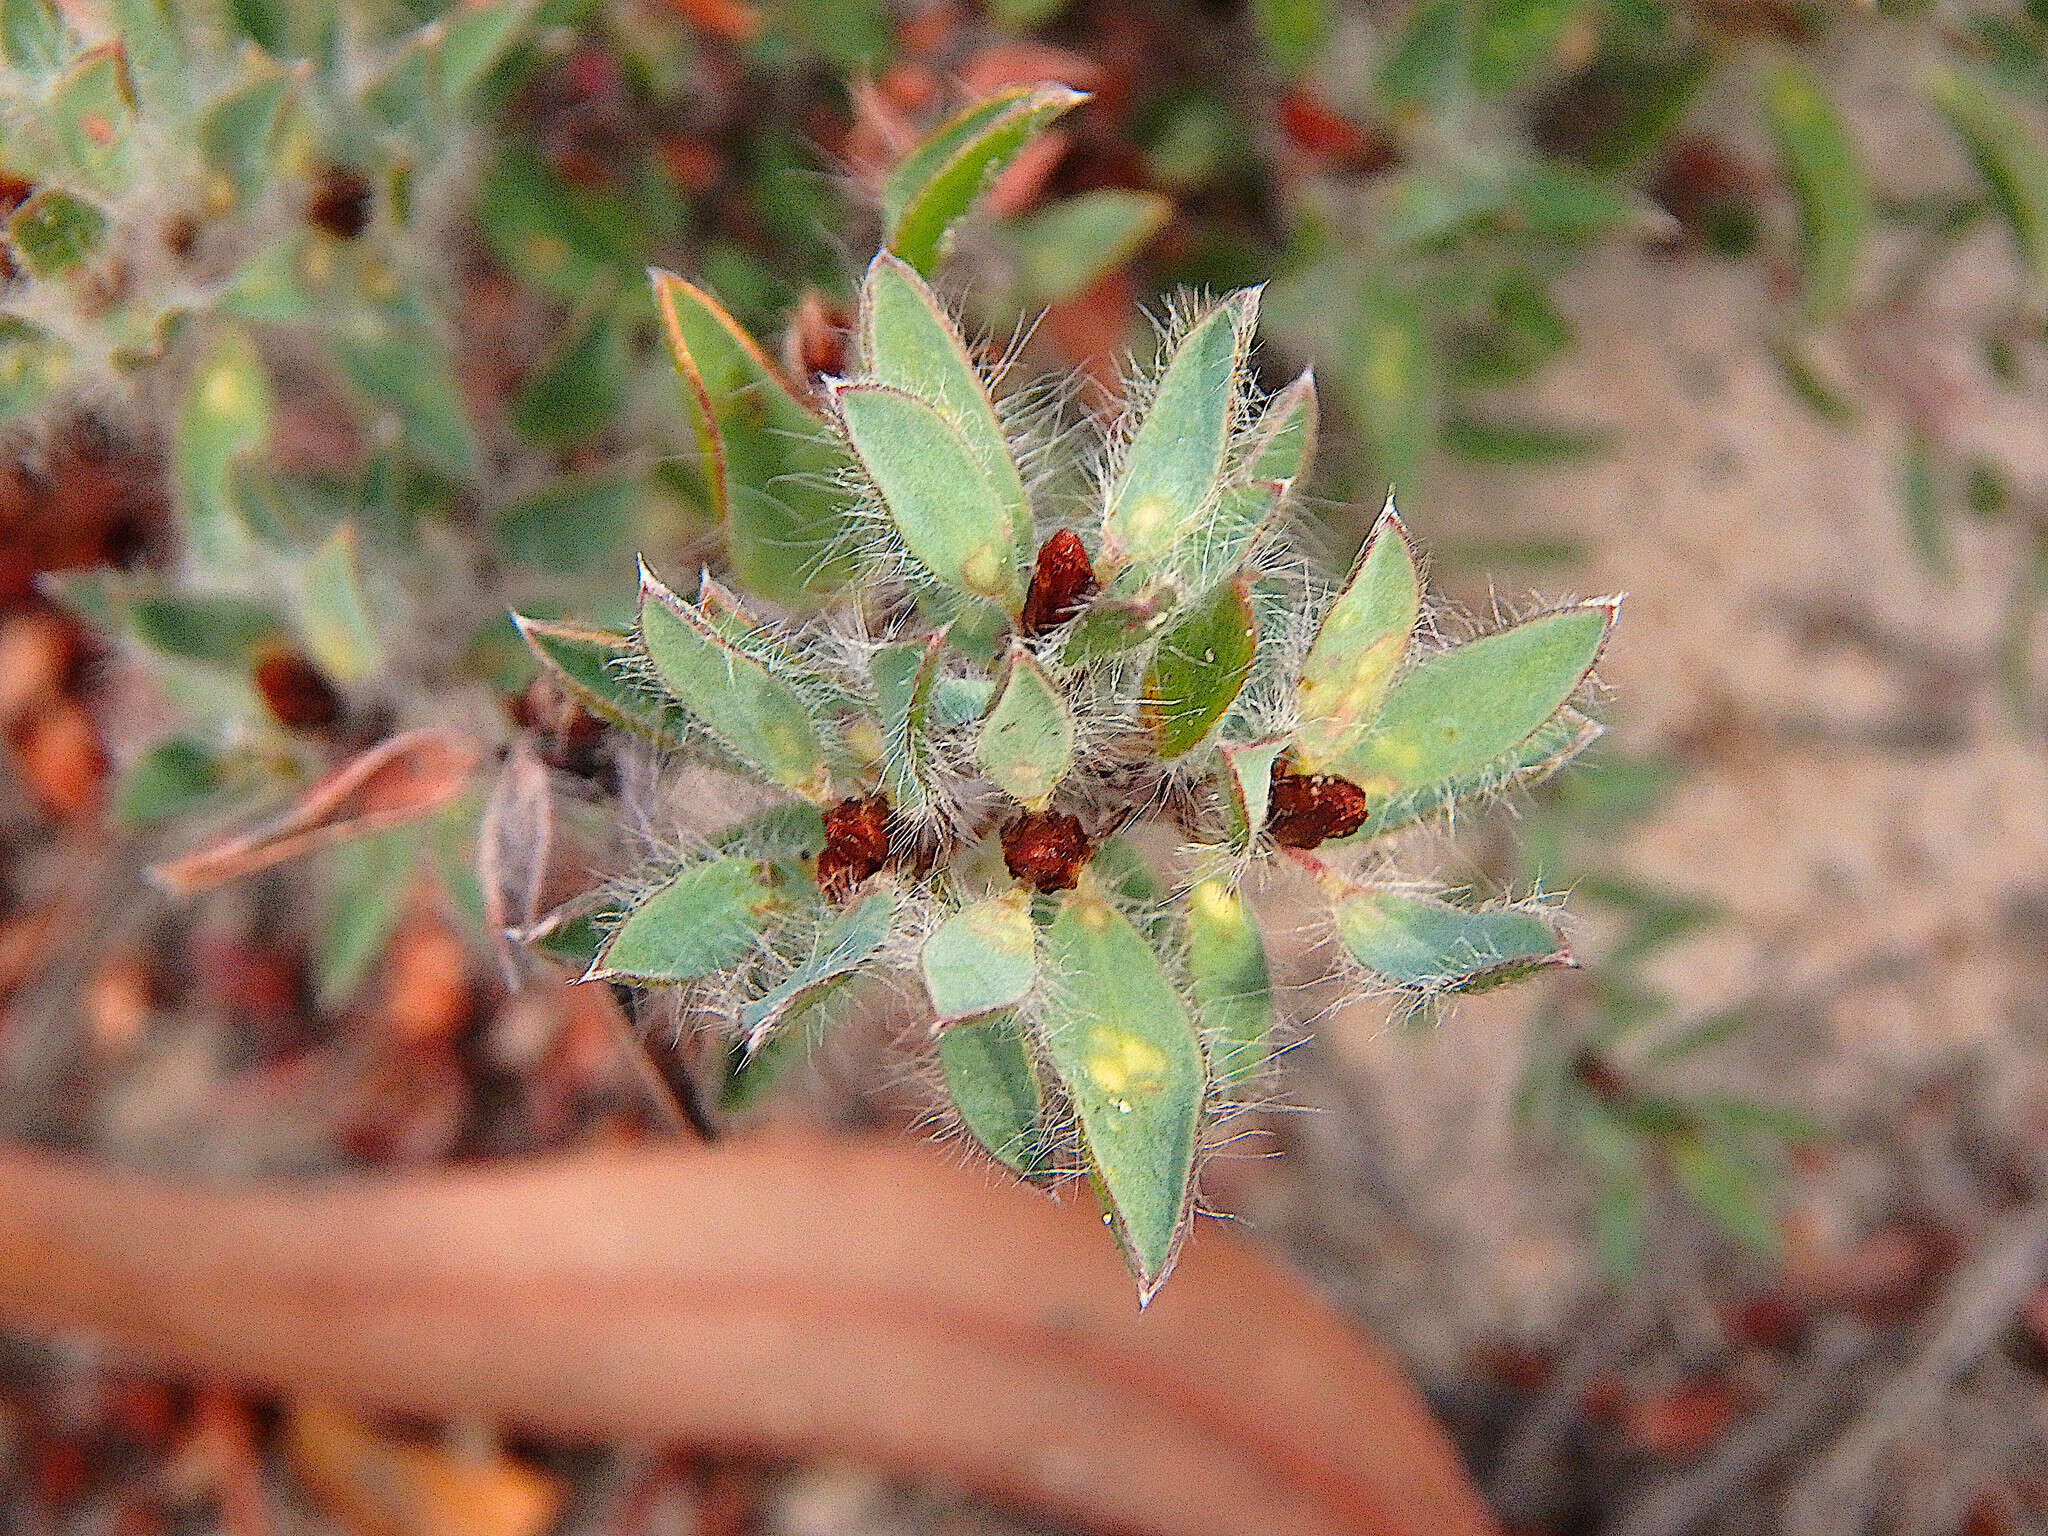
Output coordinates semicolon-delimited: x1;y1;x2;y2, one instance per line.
515;91;1620;1301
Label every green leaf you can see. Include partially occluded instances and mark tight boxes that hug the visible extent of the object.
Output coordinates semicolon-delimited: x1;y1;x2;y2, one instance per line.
48;44;135;193
883;83;1089;274
1336;601;1615;796
1334;888;1568;992
836;382;1029;609
171;327;271;569
197;62;294;214
1184;877;1275;1090
1378;0;1466;109
1250;0;1331;77
652;269;857;606
870;633;945;817
922;890;1036;1021
1359;707;1602;838
1928;65;2048;300
2;0;68;73
0;318;67;426
591;857;777;983
1141;578;1257;758
511;305;629;448
493;471;636;575
1219;736;1287;850
977;643;1074;808
101;0;185;116
859;254;1032;572
5;188;107;278
1038;881;1207;1298
1293;505;1418;770
127;591;283;669
512;615;690;749
1101;291;1254;568
1002;188;1172;304
1246;369;1318;487
113;737;225;827
938;1010;1046;1174
1763;60;1867;322
1669;1133;1781;1258
1472;0;1591;93
637;565;832;799
739;887;897;1040
1056;592;1174;664
331;305;477;477
438;0;531;101
297;522;382;685
1899;432;1955;583
1338;283;1436;500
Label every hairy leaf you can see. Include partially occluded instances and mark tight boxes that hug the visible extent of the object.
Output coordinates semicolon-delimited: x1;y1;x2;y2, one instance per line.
1334;889;1567;992
938;1011;1046;1174
1336;602;1614;796
1039;883;1207;1298
590;858;776;984
1185;878;1275;1089
883;84;1089;274
923;891;1036;1022
1142;579;1257;759
1293;506;1418;771
837;382;1029;609
638;566;831;800
977;644;1074;807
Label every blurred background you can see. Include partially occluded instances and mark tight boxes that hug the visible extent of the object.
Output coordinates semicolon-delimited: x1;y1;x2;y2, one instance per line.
3;0;2048;1532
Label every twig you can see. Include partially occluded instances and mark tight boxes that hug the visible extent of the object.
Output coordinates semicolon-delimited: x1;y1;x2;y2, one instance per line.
1780;1180;2048;1536
604;983;718;1142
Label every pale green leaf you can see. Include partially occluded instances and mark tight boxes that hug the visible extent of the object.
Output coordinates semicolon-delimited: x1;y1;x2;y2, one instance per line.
739;887;897;1040
638;565;831;800
1185;877;1275;1089
1763;60;1867;322
977;643;1073;807
1220;736;1287;850
1336;601;1614;796
652;269;857;606
1038;882;1207;1297
922;890;1035;1021
1293;505;1418;770
1928;65;2048;299
1102;291;1255;567
870;633;945;816
883;83;1089;274
859;255;1032;575
938;1010;1047;1174
297;522;382;685
591;857;777;983
836;382;1029;609
513;615;690;749
1003;188;1172;304
1334;888;1567;992
172;328;271;569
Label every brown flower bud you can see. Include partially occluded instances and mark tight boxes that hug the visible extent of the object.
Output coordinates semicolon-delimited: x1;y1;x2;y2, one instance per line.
817;794;893;901
1001;808;1091;892
1265;763;1369;849
1019;529;1097;637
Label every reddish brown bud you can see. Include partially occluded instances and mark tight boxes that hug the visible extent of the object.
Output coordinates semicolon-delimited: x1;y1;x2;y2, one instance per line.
1264;763;1369;849
817;794;893;901
1019;529;1097;637
307;166;374;240
782;289;854;407
1001;808;1091;892
252;649;341;731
